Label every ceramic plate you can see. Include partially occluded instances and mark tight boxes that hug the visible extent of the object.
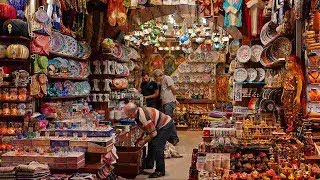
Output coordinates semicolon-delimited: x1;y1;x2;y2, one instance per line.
251;45;264;62
255;68;265;82
112;44;123;59
271;37;292;59
116;63;124;75
236;45;251;63
50;31;64;53
127;60;136;71
246;68;257;82
81;81;91;95
188;53;196;62
234;68;248;82
76;42;85;58
229;40;241;56
80;41;92;59
63;80;75;95
206;51;219;62
69;60;81;77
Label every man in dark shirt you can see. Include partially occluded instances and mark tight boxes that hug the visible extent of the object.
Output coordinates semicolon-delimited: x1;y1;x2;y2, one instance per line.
140;71;159;109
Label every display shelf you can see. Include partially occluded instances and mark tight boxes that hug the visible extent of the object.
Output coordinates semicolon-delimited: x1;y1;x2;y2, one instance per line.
0;85;28;88
43;95;89;100
49;52;88;62
48;76;88;81
235;81;266;85
0;58;29;62
178;99;215;104
90;74;129;78
0;35;30;41
0;100;32;103
265;60;285;68
0;115;24;118
263;86;283;89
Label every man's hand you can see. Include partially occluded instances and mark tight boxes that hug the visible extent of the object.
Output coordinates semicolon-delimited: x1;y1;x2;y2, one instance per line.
136;140;145;147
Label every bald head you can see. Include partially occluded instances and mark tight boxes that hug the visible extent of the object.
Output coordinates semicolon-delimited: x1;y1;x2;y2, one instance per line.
124;102;138;118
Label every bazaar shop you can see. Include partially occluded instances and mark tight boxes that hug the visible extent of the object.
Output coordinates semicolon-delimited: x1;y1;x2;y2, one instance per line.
0;0;319;179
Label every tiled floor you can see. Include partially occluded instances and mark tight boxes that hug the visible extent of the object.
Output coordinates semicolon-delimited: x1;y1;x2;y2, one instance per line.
134;131;202;180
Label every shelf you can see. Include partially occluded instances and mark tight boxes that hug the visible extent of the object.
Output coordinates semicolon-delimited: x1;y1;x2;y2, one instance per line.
0;58;29;62
0;100;31;103
0;35;30;41
43;95;89;100
265;61;285;69
263;86;283;89
0;115;24;118
49;52;88;62
235;82;265;85
48;76;88;81
178;99;215;104
0;85;28;88
90;74;129;78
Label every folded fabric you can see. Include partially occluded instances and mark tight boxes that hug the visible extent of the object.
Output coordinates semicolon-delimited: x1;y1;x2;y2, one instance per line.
208;110;227;118
0;166;15;173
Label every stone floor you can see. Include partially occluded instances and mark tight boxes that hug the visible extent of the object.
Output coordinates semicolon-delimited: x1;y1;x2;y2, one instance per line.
134;131;202;180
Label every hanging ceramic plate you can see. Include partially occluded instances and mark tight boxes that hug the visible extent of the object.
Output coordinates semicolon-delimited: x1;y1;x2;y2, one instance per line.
199;52;206;62
255;68;265;82
251;45;264;62
50;31;64;53
172;75;178;83
203;74;211;83
229;40;241;56
185;64;191;73
260;21;279;45
246;68;258;82
271;37;292;59
236;45;251;63
234;68;248;82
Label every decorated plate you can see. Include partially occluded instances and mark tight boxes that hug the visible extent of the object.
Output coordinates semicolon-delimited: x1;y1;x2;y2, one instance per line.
188;53;196;62
55;57;70;74
69;60;81;77
35;7;49;23
116;63;124;75
236;45;251;63
127;60;136;71
255;68;265;82
178;63;186;73
271;37;292;59
63;80;75;95
54;82;63;91
48;59;61;75
234;68;248;82
80;41;92;59
229;40;241;56
206;51;219;62
172;75;178;83
81;81;91;95
199;52;206;62
79;62;90;77
76;42;85;58
203;74;211;83
112;44;123;59
185;64;191;73
50;31;64;53
74;82;81;95
251;45;264;62
246;68;257;82
260;21;279;46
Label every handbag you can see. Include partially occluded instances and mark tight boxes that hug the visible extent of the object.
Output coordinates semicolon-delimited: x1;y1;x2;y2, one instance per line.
29;7;52;36
3;19;28;37
0;4;16;20
31;33;50;55
7;0;27;19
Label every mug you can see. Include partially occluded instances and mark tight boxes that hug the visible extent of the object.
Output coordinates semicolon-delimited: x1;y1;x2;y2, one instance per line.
92;94;97;102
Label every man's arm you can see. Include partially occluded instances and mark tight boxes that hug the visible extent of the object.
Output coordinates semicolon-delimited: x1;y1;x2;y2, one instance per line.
145;89;159;99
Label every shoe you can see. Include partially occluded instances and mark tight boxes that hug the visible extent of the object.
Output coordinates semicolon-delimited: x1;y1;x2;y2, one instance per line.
171;139;179;146
149;172;165;178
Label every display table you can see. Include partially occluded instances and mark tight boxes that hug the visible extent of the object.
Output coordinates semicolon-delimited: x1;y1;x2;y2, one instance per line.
1;152;85;170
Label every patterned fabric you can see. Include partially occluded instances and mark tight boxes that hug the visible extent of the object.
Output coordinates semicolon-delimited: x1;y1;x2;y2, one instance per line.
223;0;243;27
137;107;171;133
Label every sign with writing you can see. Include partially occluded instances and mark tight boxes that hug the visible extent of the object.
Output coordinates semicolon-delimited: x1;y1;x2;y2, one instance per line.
233;83;242;101
233;106;248;115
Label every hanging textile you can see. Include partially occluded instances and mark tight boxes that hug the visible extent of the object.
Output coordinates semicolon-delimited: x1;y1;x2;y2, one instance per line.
222;0;243;27
244;0;264;37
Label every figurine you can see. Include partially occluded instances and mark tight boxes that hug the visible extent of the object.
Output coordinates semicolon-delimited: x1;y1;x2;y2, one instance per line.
281;55;303;132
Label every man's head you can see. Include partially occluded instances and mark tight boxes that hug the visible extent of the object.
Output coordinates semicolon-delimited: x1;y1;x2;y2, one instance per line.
141;71;150;82
123;102;138;119
153;69;163;82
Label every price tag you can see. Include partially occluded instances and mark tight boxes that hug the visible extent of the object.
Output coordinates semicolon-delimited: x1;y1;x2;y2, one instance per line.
233;83;242;101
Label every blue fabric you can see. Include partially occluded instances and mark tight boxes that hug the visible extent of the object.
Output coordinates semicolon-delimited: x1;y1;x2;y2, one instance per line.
223;0;243;27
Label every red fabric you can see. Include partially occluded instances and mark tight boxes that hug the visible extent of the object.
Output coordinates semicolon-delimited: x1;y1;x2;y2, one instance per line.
0;4;17;20
244;0;264;38
31;33;50;55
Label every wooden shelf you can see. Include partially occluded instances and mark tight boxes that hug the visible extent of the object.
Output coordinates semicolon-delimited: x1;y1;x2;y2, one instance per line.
49;52;88;62
265;61;285;69
235;82;265;85
0;58;29;62
90;74;129;78
178;99;215;104
0;35;30;41
48;76;88;81
43;95;89;100
0;100;31;103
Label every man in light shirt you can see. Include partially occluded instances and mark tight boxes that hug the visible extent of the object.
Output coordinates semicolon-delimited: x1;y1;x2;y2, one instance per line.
124;102;174;178
153;69;179;145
